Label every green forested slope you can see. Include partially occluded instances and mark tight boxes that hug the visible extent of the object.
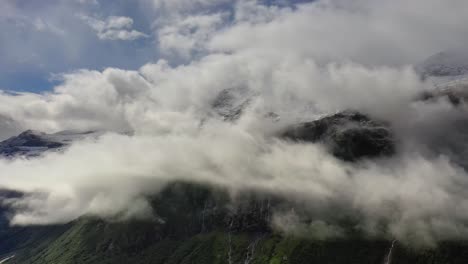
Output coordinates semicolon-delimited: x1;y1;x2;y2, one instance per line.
2;182;468;264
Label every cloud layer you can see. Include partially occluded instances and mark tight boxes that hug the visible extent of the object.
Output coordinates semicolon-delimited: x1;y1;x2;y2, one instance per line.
1;0;468;247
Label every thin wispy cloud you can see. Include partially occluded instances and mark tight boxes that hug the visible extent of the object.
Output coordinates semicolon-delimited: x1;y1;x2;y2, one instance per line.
79;15;149;41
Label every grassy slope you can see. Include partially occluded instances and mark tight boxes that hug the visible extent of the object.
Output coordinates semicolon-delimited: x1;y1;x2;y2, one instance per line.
3;182;468;264
14;223;468;264
12;221;390;264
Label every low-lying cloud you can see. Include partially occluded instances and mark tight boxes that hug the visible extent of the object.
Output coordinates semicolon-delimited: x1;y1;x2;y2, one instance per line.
1;0;468;247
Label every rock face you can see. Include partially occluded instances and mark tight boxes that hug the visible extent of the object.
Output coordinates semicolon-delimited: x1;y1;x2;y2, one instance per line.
417;49;468;95
418;49;468;78
0;130;64;157
0;130;100;157
416;70;468;106
281;111;395;161
419;85;468;105
211;87;254;121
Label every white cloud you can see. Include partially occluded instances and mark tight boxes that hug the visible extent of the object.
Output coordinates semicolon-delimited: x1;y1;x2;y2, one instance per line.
157;13;228;59
1;95;468;246
33;18;66;35
2;0;468;247
80;15;148;41
76;0;99;5
145;0;468;63
233;1;291;24
208;0;468;66
149;0;229;13
0;50;461;246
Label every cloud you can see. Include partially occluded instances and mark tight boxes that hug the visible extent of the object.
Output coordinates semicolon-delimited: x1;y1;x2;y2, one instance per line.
33;18;66;35
0;0;157;92
76;0;99;5
149;0;230;13
157;13;228;59
80;15;149;41
1;100;468;246
0;2;66;37
0;51;427;139
0;51;467;247
145;0;468;63
1;0;468;247
208;0;468;66
272;212;345;240
152;1;291;59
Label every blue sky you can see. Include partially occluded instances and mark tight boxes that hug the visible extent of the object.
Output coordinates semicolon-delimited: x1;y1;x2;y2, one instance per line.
0;0;314;92
0;0;158;92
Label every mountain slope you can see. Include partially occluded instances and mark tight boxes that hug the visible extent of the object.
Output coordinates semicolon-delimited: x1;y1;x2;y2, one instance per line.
281;111;394;161
418;49;468;78
1;110;468;263
4;182;468;264
0;130;100;158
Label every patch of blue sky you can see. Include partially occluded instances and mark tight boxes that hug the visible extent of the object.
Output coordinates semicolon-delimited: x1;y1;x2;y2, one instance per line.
0;0;315;93
0;0;156;93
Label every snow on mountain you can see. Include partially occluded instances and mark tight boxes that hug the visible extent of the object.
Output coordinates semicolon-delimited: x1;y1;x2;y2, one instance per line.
0;130;102;158
211;87;257;121
280;110;394;161
418;49;468;77
417;48;468;88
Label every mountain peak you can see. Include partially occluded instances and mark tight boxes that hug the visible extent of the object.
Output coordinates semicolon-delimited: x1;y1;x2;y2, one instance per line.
17;129;46;137
0;130;101;158
418;49;468;78
280;110;394;161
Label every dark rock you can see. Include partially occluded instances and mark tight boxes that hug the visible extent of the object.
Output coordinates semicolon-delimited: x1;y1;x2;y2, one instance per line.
281;111;395;161
417;49;468;78
0;130;64;157
212;87;253;121
0;129;102;158
415;49;468;105
417;84;468;105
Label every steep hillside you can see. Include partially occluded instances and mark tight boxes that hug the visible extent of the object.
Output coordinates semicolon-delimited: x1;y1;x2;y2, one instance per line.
1;110;468;263
3;182;468;263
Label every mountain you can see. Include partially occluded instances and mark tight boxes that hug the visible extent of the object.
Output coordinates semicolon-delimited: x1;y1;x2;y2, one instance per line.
2;181;468;264
280;111;394;161
418;49;468;78
1;111;468;263
0;130;101;158
417;49;468;89
2;52;468;263
412;49;468;110
211;87;256;121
